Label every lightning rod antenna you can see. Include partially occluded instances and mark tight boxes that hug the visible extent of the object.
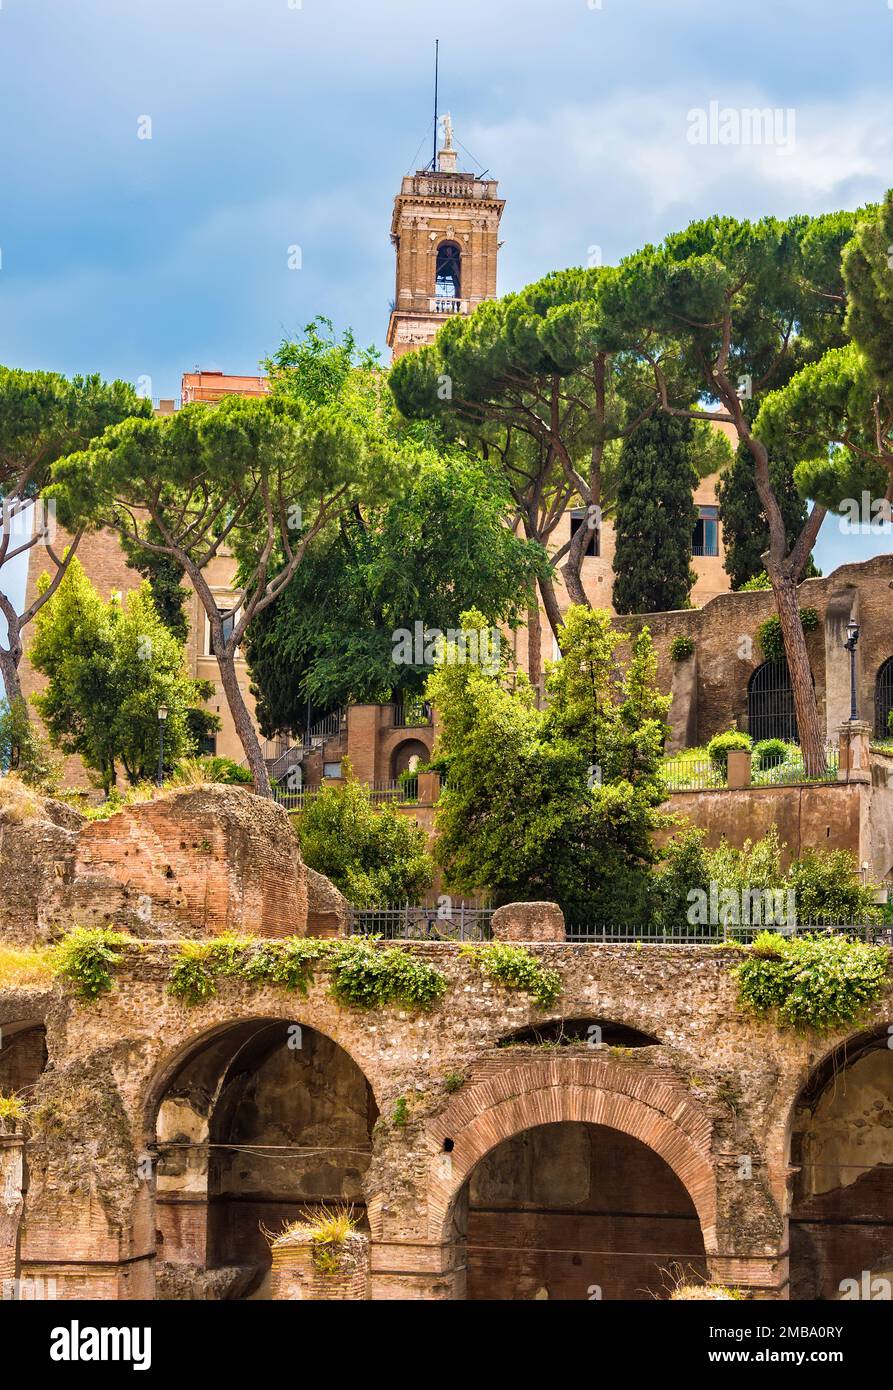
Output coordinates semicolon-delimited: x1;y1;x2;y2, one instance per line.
432;39;439;171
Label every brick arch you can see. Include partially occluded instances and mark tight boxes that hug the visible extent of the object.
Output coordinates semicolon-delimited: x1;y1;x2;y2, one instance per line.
421;1057;718;1253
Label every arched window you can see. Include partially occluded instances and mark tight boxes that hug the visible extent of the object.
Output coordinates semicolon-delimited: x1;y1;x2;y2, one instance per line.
747;659;798;743
435;241;461;300
875;656;893;739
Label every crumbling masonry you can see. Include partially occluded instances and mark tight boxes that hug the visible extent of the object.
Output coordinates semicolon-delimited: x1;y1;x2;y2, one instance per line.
1;788;891;1301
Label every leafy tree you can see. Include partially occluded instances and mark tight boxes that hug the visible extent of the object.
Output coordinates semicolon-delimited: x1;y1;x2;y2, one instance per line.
293;776;434;906
49;323;409;795
28;558;211;793
0;696;58;789
426;605;669;920
737;198;893;579
604;211;862;773
612;412;698;613
244;450;547;732
842;187;893;383
0;367;150;710
121;524;190;642
390;268;695;636
653;824;880;929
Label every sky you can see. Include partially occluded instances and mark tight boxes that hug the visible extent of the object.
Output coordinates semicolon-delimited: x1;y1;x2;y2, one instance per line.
1;0;893;598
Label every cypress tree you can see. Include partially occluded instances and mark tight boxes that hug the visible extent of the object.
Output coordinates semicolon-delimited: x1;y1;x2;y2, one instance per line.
612;413;698;615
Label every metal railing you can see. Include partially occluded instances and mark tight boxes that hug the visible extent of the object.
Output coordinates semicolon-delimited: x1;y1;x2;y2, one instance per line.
751;745;840;785
273;779;419;812
565;920;892;945
661;745;841;792
368;779;418;804
392;699;433;728
349;905;494;941
302;709;345;748
661;757;726;791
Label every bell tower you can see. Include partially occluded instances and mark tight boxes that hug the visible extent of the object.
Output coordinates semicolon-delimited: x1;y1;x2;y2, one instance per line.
386;114;505;360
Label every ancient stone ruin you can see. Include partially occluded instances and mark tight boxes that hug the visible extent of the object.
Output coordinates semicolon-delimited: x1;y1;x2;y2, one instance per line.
1;785;891;1301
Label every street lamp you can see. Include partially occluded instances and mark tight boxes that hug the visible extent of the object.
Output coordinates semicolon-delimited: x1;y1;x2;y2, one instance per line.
843;621;860;722
157;704;168;786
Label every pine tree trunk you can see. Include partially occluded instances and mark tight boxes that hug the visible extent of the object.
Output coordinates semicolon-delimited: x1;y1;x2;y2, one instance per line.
0;620;25;714
216;649;271;797
769;571;826;776
735;415;827;777
539;576;565;652
561;520;590;608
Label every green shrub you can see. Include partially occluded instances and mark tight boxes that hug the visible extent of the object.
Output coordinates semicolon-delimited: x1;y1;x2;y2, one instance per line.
392;1096;409;1128
0;698;59;791
167;943;220;1005
327;939;447;1011
706;729;752;772
167;935;447;1013
173;755;252;786
52;927;130;1001
757;608;819;662
752;738;790;771
738;572;772;592
734;931;889;1031
669;636;695;662
293;774;434;906
0;1092;25;1130
788;850;884;925
461;942;562;1009
651;827;710;931
239;938;325;993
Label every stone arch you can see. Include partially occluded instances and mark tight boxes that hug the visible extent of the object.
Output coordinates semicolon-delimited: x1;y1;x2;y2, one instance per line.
142;1011;381;1141
143;1014;380;1296
0;1016;48;1095
747;658;798;743
419;1058;718;1253
493;1017;661;1049
389;737;429;783
786;1022;893;1299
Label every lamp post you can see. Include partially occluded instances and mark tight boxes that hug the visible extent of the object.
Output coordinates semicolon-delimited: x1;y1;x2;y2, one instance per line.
843;621;860;722
157;704;168;786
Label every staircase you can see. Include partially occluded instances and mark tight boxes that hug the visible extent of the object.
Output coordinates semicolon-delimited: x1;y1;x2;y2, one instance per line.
240;709;346;784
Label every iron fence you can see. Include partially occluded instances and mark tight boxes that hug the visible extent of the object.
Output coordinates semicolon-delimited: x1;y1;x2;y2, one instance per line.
349;905;494;941
751;745;840;785
391;699;433;728
564;920;892;946
341;910;890;946
661;757;726;791
661;745;841;792
273;779;419;812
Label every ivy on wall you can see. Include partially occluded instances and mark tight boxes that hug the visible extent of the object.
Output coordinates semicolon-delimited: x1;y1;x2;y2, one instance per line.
756;608;819;663
50;928;566;1017
733;931;889;1031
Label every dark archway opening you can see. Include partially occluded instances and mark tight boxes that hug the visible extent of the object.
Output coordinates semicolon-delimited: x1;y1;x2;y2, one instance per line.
874;657;893;740
0;1021;47;1095
748;659;798;743
453;1121;706;1300
435;241;461;300
496;1018;660;1049
789;1028;893;1299
153;1019;377;1298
